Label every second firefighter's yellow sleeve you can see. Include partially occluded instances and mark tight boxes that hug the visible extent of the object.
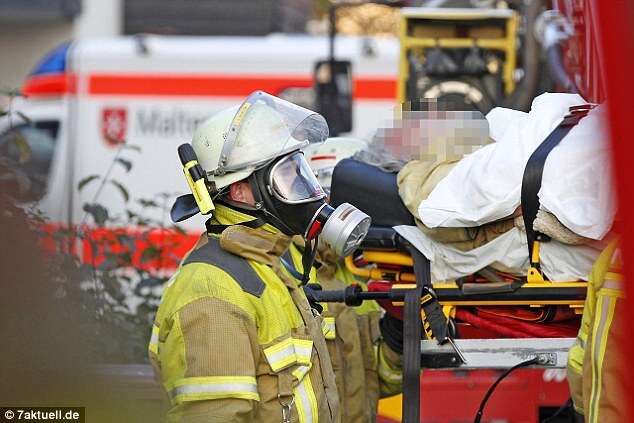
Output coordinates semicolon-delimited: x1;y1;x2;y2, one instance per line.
377;342;404;398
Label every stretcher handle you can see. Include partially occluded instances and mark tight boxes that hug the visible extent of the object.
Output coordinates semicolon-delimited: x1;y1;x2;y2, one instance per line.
303;284;405;306
460;281;523;295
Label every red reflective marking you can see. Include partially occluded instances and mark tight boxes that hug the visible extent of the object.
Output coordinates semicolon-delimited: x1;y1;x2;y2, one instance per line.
310;155;337;161
89;73;312;97
87;73;396;100
22;73;76;97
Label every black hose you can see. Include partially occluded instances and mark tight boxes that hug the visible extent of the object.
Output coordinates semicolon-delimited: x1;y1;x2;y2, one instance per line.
541;398;574;423
473;357;541;423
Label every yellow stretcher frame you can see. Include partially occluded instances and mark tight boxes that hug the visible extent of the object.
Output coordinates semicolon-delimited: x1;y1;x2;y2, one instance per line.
345;247;587;315
397;7;519;103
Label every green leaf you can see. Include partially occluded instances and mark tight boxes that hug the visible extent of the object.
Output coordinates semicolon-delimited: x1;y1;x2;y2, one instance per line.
134;277;167;296
137;198;159;208
99;254;119;271
122;144;142;152
109;179;130;202
115;158;133;172
140;245;161;263
11;131;32;163
78;175;100;191
118;251;133;266
102;274;125;303
82;203;109;225
115;233;137;251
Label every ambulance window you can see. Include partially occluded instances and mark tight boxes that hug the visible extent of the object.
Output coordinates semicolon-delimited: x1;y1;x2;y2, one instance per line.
0;121;59;202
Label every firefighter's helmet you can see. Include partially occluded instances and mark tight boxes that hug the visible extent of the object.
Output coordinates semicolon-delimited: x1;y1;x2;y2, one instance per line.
192;90;329;190
302;137;368;192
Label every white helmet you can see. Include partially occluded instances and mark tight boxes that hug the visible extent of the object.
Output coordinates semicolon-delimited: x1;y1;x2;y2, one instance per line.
302;137;368;191
192;91;329;190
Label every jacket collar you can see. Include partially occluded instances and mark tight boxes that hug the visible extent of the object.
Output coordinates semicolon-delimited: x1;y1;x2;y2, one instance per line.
209;204;291;266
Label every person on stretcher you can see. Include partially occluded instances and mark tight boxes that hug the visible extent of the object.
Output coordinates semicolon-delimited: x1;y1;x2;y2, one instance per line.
342;94;616;283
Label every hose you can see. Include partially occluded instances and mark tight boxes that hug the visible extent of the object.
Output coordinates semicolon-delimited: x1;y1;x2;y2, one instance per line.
473;356;541;423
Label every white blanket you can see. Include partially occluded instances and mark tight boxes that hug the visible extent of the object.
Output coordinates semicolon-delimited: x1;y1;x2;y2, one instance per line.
395;225;599;282
418;93;615;240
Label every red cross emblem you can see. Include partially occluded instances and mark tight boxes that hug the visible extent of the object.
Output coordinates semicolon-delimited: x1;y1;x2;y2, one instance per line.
101;108;127;146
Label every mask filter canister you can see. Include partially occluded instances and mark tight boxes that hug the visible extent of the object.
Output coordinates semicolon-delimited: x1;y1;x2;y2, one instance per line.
307;202;371;257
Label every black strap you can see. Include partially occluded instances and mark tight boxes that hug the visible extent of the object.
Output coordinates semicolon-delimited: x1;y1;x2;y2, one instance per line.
402;245;449;422
520;105;593;263
300;237;318;286
410;246;448;343
401;246;426;423
281;248;324;313
205;217;266;235
183;236;265;297
280;250;305;281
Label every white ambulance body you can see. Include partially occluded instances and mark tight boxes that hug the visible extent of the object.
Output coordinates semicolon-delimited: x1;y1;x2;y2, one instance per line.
2;35;398;231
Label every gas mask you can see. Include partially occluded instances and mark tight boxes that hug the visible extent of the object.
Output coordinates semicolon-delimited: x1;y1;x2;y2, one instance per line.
249;151;371;258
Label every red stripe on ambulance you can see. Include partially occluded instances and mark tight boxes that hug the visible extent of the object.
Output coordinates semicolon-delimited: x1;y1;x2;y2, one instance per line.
22;73;77;97
87;73;396;100
24;72;396;99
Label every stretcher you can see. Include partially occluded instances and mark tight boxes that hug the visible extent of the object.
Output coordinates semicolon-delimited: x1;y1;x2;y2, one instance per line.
313;107;593;422
328;156;586;334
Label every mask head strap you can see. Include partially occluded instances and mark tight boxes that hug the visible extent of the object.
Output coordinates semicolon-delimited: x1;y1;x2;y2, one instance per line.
205;215;267;235
300;236;319;286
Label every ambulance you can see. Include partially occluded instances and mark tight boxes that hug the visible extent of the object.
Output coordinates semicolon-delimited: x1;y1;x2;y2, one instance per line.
0;35;398;235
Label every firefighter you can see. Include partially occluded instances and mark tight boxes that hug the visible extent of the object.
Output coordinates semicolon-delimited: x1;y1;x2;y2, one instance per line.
149;91;371;422
567;240;626;423
283;137;404;423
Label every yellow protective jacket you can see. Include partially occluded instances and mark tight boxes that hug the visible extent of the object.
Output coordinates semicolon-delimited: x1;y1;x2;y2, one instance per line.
149;205;340;423
284;241;403;423
567;240;626;423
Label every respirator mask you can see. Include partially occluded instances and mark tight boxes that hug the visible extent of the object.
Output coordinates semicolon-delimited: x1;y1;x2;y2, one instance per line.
250;150;371;259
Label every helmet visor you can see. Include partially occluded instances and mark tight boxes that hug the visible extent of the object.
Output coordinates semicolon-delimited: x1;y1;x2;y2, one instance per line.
216;91;329;175
270;152;327;204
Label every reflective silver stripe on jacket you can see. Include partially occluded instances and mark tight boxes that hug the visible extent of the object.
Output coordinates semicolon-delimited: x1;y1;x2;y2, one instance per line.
602;279;623;291
266;343;296;369
294;376;316;423
588;294;616;423
169;381;258;401
148;324;160;354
